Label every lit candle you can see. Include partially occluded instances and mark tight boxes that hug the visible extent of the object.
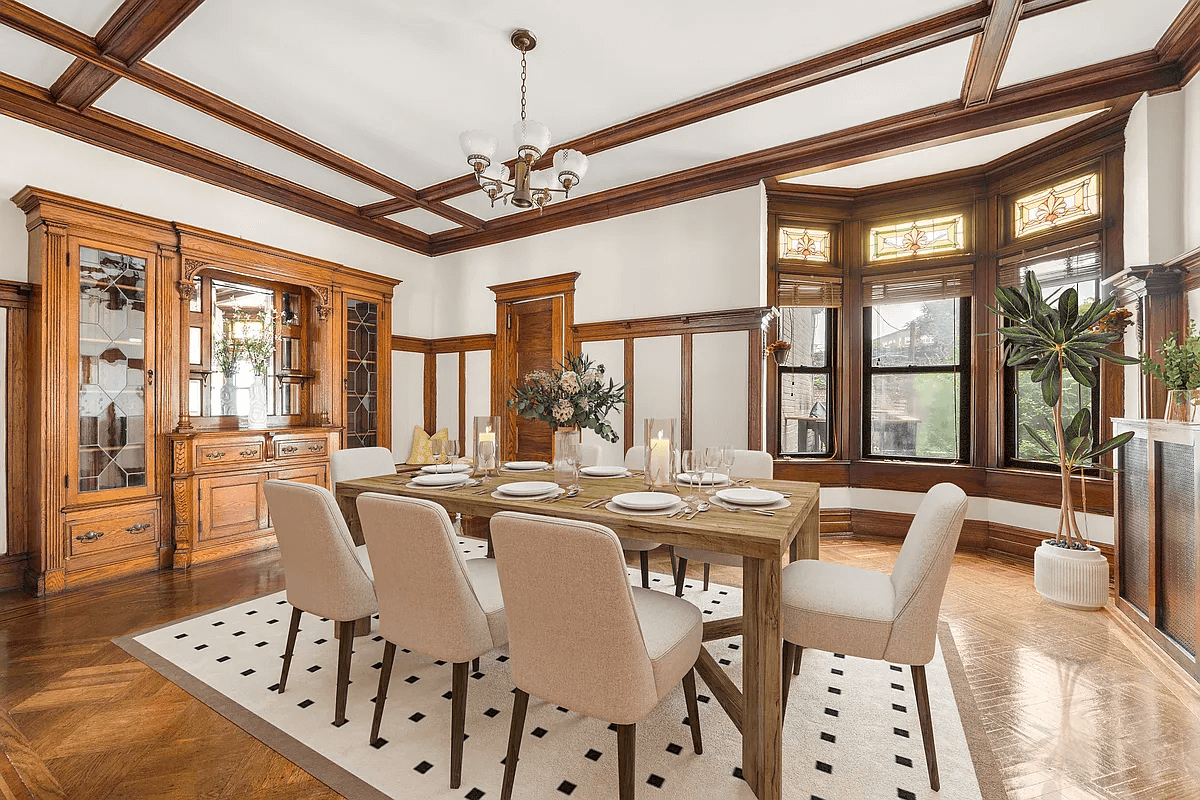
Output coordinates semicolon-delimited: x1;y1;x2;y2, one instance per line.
648;431;671;484
478;427;496;467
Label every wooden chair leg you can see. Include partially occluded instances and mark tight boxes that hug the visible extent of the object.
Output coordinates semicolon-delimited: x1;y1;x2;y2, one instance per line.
781;641;795;724
640;551;650;588
702;562;710;591
333;620;354;727
911;665;939;791
278;607;302;693
616;723;637;800
669;547;677;578
450;662;469;789
674;556;689;597
472;657;480;673
683;666;703;755
792;643;803;676
500;688;530;800
369;641;396;745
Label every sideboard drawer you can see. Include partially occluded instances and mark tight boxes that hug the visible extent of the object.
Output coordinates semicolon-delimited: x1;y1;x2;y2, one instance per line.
274;436;328;460
197;440;264;469
67;504;159;558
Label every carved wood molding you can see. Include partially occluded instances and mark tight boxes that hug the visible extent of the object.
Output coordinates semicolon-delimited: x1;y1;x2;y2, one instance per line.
573;307;774;342
487;272;581;302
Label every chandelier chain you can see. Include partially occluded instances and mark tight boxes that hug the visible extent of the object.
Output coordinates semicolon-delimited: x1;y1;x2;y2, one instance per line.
520;51;527;122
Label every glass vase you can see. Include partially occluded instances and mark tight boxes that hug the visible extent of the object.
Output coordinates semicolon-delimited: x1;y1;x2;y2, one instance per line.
553;427;580;488
247;374;268;427
1164;389;1200;422
474;415;501;478
219;375;237;416
643;418;676;489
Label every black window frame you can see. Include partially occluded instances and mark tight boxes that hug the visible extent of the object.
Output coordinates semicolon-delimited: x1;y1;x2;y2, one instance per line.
861;296;972;464
776;306;837;458
1003;274;1102;471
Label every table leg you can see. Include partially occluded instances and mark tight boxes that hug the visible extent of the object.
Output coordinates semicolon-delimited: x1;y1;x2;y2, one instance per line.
742;555;782;800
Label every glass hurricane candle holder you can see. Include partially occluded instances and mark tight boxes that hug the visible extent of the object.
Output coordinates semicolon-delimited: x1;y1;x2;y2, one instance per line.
643;418;676;489
474;416;501;479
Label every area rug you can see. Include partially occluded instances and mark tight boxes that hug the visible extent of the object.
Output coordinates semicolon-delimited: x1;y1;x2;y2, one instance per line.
115;539;1003;800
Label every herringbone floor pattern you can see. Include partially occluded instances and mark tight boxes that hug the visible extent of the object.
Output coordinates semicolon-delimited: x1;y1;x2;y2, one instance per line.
1;536;1198;799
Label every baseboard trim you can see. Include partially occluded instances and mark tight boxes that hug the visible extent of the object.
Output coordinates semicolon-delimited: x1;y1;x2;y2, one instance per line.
0;553;27;592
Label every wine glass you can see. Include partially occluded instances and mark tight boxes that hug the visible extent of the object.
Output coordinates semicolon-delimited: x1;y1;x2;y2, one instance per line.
431;438;447;471
719;445;736;485
445;439;460;471
680;450;702;504
703;447;722;500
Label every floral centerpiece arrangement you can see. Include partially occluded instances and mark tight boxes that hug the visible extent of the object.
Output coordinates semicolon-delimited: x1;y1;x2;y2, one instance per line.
508;352;627;442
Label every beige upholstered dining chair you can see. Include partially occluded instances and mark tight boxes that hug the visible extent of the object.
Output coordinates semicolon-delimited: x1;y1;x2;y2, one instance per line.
329;446;397;486
674;449;774;595
780;482;967;791
356;493;507;790
578;442;602;467
490;512;703;800
263;480;378;727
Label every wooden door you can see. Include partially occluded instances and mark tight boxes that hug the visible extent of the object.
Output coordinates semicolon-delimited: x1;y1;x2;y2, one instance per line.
508;298;557;461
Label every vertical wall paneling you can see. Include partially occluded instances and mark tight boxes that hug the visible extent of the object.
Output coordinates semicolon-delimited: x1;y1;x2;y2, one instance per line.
436;352;460;441
391;350;425;461
578;339;625;465
458;353;467;447
693;331;750;451
748;327;764;450
423;351;437;434
624;339;635;450
0;307;6;554
633;336;682;447
680;333;693;450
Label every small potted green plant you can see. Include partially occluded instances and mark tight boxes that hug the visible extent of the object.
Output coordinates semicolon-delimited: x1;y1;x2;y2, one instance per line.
1140;319;1200;422
992;271;1137;610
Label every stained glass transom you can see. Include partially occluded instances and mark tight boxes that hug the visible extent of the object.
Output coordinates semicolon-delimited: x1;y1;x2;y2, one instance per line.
778;226;831;262
869;214;964;262
346;299;379;449
1014;173;1099;238
78;247;148;493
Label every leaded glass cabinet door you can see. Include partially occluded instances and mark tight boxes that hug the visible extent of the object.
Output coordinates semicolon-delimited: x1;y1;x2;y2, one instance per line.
69;238;157;503
345;297;378;448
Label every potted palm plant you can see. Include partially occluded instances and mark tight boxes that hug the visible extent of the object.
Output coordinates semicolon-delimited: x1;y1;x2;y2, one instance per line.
992;271;1137;610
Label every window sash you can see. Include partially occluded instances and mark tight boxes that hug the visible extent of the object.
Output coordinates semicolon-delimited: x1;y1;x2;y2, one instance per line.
777;275;842;308
998;235;1101;288
862;264;974;306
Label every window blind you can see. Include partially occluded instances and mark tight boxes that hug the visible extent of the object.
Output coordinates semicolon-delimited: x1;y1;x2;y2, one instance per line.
862;264;973;306
998;235;1101;288
777;275;842;308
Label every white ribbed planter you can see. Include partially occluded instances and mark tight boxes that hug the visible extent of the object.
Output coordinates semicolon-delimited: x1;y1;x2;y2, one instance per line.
1033;540;1110;611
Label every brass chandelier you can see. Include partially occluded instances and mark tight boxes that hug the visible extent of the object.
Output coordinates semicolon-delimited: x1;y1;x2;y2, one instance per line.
458;29;589;212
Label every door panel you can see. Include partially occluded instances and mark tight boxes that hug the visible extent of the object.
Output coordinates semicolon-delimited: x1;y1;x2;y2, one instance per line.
198;472;268;541
509;298;555;462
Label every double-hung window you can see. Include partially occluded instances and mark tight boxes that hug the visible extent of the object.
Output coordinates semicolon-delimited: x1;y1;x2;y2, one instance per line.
776;276;839;456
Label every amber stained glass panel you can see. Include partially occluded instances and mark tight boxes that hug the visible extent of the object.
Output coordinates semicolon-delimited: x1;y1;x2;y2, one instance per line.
869;214;964;261
1014;173;1098;237
778;226;831;262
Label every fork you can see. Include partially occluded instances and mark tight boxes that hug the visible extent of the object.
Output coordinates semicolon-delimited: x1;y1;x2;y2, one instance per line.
714;502;774;516
443;479;483;491
584;495;615;509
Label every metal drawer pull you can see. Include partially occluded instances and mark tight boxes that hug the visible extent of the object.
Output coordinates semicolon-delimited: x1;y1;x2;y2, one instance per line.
205;451;226;459
76;531;104;542
281;445;299;454
239;449;258;458
308;444;323;452
126;522;152;533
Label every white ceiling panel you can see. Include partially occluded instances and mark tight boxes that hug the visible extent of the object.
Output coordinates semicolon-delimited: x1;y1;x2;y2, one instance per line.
95;79;391;206
999;0;1187;88
20;0;124;36
783;111;1100;188
386;207;460;235
0;25;75;86
145;0;971;190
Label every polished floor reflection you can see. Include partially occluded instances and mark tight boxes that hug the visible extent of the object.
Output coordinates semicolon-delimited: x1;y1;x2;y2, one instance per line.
2;537;1199;799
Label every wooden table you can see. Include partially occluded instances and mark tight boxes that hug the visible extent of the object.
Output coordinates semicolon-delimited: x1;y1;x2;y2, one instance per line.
335;472;820;800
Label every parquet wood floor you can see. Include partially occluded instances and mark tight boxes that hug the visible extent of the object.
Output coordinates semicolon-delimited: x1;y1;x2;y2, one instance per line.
0;537;1197;799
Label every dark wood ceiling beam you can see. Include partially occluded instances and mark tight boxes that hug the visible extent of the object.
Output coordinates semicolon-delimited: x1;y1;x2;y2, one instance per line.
1156;0;1200;85
0;70;431;255
1020;0;1091;19
961;0;1023;106
429;51;1179;255
49;0;205;110
0;0;483;231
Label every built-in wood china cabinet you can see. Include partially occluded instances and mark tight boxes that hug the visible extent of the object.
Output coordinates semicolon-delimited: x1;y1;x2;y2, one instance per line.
14;188;398;595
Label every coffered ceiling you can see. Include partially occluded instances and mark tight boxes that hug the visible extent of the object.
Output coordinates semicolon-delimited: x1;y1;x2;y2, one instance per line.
0;0;1196;256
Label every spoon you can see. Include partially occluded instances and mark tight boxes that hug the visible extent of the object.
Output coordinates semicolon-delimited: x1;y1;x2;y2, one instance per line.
444;478;483;491
540;487;580;503
686;501;710;520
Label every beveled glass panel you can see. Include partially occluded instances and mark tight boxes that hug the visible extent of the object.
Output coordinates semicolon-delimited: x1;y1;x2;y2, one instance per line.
77;247;147;493
869;373;961;460
778;226;831;262
346;298;379;448
869;214;964;261
189;276;202;312
188;326;202;364
1014;173;1099;238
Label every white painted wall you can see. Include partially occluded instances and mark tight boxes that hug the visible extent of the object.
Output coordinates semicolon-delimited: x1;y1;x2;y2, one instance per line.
1186;78;1200;254
391;350;425;462
578;339;627;466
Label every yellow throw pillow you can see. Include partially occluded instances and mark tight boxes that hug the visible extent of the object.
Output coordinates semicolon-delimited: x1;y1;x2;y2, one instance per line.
407;426;449;465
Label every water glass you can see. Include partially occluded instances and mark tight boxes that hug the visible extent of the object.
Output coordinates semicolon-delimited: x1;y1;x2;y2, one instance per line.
680;450;702;503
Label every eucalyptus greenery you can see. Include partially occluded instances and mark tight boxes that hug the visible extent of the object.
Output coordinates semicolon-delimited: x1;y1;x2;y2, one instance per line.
991;271;1138;548
1140;319;1200;391
508;352;628;443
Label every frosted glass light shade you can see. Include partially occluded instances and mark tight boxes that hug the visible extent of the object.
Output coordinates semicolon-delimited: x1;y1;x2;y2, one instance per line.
482;163;510;182
530;168;554;190
553;148;588;190
513;119;552;161
460;129;497;170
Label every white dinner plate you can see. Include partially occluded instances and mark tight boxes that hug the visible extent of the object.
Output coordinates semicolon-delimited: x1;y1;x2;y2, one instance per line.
504;461;550;471
580;465;628;477
411;472;471;487
677;471;730;486
420;463;472;474
496;481;560;497
716;487;784;506
611;491;679;511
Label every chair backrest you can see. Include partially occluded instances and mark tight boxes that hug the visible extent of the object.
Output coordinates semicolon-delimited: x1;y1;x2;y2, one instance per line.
578;443;602;467
356;493;493;663
329;446;396;486
490;512;659;724
730;449;773;480
884;483;968;664
263;480;377;621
